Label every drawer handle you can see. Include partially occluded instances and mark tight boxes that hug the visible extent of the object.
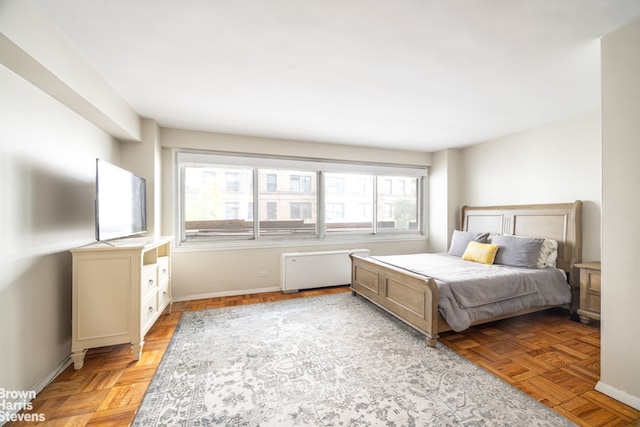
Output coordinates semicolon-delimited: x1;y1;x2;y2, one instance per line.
148;279;154;287
148;306;154;314
162;268;167;274
163;291;167;298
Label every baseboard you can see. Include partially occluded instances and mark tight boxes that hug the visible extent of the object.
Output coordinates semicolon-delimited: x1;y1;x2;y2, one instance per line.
173;286;282;302
1;356;72;424
596;381;640;410
30;355;73;399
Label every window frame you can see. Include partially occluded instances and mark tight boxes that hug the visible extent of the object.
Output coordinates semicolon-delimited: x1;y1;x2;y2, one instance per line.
175;150;428;248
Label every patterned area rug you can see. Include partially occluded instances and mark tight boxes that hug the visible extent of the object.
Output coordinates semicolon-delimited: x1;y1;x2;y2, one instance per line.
133;293;575;426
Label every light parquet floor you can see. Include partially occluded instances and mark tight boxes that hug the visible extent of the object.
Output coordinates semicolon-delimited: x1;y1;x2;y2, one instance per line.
7;286;639;426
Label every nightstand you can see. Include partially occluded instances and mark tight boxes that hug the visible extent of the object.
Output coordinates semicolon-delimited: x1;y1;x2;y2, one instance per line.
575;262;601;324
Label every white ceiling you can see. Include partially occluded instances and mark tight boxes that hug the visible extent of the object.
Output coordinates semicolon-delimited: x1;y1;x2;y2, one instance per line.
32;0;640;152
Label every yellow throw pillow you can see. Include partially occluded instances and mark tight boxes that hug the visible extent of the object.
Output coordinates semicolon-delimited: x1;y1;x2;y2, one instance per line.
462;241;499;265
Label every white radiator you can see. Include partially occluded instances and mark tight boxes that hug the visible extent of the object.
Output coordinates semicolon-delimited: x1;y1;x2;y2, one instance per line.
280;249;370;293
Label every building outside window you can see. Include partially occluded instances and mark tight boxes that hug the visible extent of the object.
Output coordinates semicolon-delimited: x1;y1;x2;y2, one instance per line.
266;202;277;220
290;174;312;192
266;174;277;192
290;202;313;220
225;172;241;192
225;202;240;219
325;203;345;221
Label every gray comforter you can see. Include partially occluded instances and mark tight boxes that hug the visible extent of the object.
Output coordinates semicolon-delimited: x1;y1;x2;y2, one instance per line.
371;253;572;332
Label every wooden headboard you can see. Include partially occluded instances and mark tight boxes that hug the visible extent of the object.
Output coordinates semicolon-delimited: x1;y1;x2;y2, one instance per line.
461;201;582;280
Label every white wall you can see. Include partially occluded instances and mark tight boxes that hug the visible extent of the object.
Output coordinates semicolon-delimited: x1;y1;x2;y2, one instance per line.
121;119;163;236
0;0;143;407
599;17;640;410
160;128;431;300
459;110;602;262
0;64;120;395
428;149;462;253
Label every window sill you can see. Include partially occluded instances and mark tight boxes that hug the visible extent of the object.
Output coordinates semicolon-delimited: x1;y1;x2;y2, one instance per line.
174;233;428;253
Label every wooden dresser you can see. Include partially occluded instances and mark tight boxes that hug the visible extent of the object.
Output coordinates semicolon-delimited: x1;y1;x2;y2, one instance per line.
575;261;601;324
70;236;172;369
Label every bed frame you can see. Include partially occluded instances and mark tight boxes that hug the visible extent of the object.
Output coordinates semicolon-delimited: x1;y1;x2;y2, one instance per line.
350;201;582;347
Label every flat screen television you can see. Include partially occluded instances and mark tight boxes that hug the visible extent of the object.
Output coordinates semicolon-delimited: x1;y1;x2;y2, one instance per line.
95;159;147;241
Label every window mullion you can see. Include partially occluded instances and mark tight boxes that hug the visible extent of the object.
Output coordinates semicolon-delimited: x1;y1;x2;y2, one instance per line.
420;176;427;235
318;171;325;239
253;168;259;240
178;163;186;244
372;176;378;235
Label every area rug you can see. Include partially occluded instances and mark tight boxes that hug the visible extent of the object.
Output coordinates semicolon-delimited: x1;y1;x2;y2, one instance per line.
133;293;575;426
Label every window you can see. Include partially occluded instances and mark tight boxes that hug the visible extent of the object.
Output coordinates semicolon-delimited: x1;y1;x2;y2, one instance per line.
326;176;345;193
383;203;393;218
324;173;373;234
259;169;317;236
266;202;277;220
266;174;277;192
357;203;372;219
325;203;345;220
225;172;241;192
383;178;393;195
176;151;427;245
290;202;312;220
182;165;253;239
225;202;240;219
290;175;312;192
377;176;419;231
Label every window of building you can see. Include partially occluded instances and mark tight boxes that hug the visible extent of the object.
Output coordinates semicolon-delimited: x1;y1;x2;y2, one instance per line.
225;172;241;192
176;151;427;246
247;202;253;220
326;176;345;193
225;202;240;219
290;202;313;220
383;178;393;195
325;203;345;221
266;202;277;220
290;174;312;192
266;174;277;192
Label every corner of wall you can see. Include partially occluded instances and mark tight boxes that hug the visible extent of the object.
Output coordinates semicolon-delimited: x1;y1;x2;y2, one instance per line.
428;149;462;252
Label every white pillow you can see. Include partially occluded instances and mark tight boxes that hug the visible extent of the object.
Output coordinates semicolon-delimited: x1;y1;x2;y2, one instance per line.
536;239;558;268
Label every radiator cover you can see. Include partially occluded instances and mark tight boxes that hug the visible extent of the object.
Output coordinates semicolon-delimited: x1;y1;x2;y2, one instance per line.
280;249;370;292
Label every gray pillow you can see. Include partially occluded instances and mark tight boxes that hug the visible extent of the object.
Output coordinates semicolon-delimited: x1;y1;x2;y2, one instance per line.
448;230;490;257
492;235;544;268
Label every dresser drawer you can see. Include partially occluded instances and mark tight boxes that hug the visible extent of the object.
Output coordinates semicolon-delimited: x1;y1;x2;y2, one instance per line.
142;264;158;299
586;293;601;313
158;281;171;310
141;291;158;333
158;256;170;284
585;271;601;292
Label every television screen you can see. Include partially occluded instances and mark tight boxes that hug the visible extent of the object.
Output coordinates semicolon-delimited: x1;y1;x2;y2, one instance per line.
95;159;147;241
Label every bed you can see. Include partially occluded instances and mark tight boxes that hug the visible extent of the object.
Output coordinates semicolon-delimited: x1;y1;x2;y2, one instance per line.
350;201;582;347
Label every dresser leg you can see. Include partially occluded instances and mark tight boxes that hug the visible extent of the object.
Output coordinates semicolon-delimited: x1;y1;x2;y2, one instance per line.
71;350;87;370
132;340;144;360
